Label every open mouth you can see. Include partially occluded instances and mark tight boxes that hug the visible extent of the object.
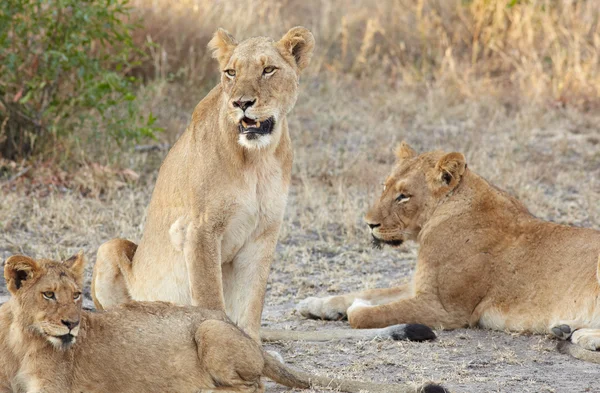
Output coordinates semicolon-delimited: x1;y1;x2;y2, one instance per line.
239;116;275;139
371;235;403;249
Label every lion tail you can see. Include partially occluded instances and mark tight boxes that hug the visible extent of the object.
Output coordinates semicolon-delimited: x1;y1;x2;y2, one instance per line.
262;352;447;393
261;323;436;342
557;341;600;364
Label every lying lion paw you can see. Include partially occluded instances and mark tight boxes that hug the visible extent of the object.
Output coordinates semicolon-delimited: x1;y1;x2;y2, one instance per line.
571;329;600;351
297;296;348;320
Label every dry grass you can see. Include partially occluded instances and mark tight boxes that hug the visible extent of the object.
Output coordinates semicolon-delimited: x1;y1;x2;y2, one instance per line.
131;0;600;107
1;1;600;391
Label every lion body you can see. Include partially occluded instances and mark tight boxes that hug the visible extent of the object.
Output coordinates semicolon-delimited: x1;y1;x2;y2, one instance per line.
1;255;437;393
91;27;315;341
299;144;600;354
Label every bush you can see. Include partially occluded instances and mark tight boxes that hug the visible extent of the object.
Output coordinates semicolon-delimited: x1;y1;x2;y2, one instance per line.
0;0;160;160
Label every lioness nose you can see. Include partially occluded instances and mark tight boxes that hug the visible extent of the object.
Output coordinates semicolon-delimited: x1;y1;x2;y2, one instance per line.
62;319;79;330
233;99;255;111
368;223;381;229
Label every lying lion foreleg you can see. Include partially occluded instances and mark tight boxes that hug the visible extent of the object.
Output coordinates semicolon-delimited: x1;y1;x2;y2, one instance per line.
184;224;225;311
347;294;468;330
297;285;412;321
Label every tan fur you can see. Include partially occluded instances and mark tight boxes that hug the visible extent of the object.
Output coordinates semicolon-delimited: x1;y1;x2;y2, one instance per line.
1;254;432;393
298;143;600;361
91;27;315;341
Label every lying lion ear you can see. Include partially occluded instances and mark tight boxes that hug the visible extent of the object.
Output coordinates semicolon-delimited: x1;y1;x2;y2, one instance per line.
64;251;86;282
277;26;315;72
395;141;417;161
208;28;238;69
434;152;467;188
4;255;40;295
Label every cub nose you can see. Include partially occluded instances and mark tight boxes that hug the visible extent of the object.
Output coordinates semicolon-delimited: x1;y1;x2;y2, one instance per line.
368;223;381;229
233;99;256;111
62;319;80;330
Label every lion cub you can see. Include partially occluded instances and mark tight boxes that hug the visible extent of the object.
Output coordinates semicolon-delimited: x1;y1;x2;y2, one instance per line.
0;253;444;393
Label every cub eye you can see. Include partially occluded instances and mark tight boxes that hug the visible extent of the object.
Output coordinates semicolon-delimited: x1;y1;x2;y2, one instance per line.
396;194;411;203
224;69;236;77
73;292;81;301
263;66;276;75
42;291;55;300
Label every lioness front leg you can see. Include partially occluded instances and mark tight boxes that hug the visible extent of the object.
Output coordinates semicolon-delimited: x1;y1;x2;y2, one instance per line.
347;294;468;330
223;230;279;342
298;285;412;320
184;224;226;310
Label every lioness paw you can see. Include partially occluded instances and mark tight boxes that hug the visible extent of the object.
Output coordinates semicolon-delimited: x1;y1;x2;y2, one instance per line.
297;296;347;320
571;329;600;351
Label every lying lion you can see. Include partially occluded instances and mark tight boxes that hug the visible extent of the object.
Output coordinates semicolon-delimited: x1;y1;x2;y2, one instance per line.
298;142;600;362
92;27;315;342
0;253;446;393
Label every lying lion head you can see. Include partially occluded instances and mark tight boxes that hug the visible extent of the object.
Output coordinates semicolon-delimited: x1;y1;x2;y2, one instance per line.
208;26;315;150
365;142;467;248
4;252;85;349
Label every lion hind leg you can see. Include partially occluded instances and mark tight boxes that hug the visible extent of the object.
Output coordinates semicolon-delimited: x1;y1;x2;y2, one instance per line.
91;238;137;310
195;320;264;393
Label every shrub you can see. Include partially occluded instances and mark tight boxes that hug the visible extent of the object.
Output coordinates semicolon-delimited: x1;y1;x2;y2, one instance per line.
0;0;160;160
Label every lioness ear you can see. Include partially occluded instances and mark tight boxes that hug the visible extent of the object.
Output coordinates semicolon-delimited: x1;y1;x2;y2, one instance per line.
4;255;40;295
208;28;238;69
434;152;467;188
395;141;417;161
277;26;315;72
64;251;86;282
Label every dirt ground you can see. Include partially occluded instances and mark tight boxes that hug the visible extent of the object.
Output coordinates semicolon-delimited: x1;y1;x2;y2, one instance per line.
1;77;599;392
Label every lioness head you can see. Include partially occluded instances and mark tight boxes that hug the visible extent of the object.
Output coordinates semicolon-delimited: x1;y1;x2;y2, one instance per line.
365;142;467;248
4;252;86;349
209;26;315;149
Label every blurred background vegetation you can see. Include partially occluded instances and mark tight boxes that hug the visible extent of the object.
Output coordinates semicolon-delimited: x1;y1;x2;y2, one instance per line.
0;0;599;184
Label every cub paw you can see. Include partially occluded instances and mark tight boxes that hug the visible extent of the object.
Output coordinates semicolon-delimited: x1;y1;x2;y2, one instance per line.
297;296;348;320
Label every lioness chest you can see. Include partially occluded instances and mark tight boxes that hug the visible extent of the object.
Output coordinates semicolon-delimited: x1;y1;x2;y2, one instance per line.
220;162;288;263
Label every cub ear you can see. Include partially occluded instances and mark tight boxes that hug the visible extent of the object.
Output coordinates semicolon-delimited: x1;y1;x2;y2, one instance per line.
434;152;467;188
395;141;417;161
277;26;315;72
208;28;238;69
64;251;86;283
4;255;40;295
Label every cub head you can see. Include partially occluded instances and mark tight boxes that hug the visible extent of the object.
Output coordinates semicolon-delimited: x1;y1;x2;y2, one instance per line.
365;142;467;248
209;26;315;150
4;252;86;349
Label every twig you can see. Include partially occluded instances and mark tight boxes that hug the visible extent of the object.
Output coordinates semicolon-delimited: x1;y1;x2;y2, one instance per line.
6;166;30;185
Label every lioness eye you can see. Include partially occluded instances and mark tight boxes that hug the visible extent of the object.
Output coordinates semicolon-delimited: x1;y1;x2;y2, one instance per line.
396;194;410;203
73;292;81;301
224;69;236;77
42;291;55;300
263;66;276;75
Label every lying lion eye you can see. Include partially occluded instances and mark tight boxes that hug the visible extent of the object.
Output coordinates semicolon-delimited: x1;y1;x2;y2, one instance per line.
396;194;411;203
42;291;55;300
224;69;236;77
263;66;276;75
73;292;81;301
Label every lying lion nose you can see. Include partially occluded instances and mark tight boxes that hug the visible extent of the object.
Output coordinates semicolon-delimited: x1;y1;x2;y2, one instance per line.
62;319;79;330
368;223;381;229
233;99;255;111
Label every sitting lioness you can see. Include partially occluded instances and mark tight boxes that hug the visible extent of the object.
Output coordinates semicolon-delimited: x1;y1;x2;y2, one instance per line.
92;27;314;342
0;253;446;393
298;142;600;362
